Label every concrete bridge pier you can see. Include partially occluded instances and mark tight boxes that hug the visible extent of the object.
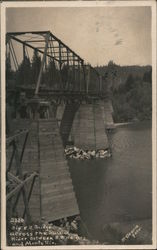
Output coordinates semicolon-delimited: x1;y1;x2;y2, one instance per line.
103;100;115;130
55;101;66;128
70;101;109;151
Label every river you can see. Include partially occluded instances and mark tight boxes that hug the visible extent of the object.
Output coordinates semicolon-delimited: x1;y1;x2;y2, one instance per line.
69;121;152;244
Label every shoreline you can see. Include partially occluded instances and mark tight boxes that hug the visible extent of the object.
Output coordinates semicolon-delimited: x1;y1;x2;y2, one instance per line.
114;120;151;127
114;122;133;127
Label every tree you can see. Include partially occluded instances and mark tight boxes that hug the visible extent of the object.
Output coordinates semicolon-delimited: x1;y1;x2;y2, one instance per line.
6;55;13;80
143;68;152;83
108;60;115;67
125;74;134;91
31;50;41;84
16;56;32;86
61;64;68;87
45;60;58;88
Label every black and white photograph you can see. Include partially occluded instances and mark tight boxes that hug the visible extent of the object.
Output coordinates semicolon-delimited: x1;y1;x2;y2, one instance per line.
0;0;156;249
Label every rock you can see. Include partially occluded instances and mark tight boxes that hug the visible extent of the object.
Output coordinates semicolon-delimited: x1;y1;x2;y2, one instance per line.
65;146;112;160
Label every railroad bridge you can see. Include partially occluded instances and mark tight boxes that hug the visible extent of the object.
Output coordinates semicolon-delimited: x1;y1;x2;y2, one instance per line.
6;31;115;224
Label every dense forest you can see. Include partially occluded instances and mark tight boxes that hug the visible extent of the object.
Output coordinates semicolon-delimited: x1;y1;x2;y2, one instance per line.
6;50;86;92
6;50;63;89
96;61;152;122
6;54;152;123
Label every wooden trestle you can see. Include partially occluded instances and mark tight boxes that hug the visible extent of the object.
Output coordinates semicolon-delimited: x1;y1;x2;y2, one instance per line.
7;118;79;222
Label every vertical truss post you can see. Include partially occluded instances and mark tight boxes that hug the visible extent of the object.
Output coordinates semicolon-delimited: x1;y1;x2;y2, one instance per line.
86;65;90;95
67;48;69;91
59;43;62;71
9;40;18;71
81;60;86;94
45;52;48;72
73;54;75;90
35;32;50;96
23;44;26;85
59;43;63;89
6;41;8;58
78;61;81;92
23;44;26;61
99;75;102;94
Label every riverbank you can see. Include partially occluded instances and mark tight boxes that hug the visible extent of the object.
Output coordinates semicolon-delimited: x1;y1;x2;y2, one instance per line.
114;122;133;127
114;120;152;128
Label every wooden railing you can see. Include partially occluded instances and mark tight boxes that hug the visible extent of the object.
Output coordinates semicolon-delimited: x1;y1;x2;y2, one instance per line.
6;129;38;225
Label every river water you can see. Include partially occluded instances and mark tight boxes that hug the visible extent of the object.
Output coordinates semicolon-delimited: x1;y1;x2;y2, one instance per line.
69;121;152;244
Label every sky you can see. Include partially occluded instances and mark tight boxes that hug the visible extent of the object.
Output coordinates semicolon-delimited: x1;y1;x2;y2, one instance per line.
6;6;152;66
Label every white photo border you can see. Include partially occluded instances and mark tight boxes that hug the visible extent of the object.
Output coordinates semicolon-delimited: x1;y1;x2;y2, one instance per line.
1;1;156;249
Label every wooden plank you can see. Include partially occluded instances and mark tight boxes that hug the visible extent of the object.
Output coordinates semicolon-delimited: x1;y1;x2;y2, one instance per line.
42;208;79;222
42;192;76;204
7;173;37;200
42;198;79;212
39;119;79;221
41;185;74;196
40;174;71;182
8;118;79;222
41;179;73;189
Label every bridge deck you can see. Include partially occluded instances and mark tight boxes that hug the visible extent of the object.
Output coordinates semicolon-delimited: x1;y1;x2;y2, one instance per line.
9;119;79;222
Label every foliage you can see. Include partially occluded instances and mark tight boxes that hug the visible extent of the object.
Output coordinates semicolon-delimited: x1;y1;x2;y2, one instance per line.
6;56;14;80
96;62;152;123
31;50;41;84
16;56;32;86
96;63;152;90
6;54;152;123
111;71;152;122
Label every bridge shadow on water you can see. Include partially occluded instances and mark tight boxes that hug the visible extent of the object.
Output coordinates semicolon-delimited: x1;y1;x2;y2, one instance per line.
69;158;110;242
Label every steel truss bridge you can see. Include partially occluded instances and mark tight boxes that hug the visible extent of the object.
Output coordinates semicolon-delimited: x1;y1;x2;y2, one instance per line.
6;31;114;228
6;30;107;101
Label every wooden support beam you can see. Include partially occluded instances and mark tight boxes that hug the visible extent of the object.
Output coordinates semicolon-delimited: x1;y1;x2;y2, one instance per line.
23;175;37;218
7;172;23;184
6;130;29;146
7;173;38;200
20;131;29;163
21;184;32;223
7;145;16;172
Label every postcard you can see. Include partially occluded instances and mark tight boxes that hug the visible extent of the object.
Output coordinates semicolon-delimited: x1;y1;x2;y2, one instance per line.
1;1;156;249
